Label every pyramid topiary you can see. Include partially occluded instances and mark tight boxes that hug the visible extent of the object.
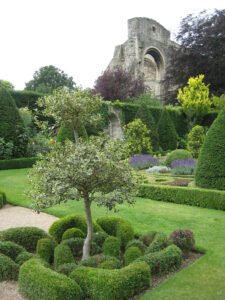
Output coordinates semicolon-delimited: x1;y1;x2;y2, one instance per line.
195;107;225;190
157;108;178;151
0;88;28;157
136;104;159;151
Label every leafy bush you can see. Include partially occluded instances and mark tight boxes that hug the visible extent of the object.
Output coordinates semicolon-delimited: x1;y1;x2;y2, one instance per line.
128;154;159;170
136;245;182;275
56;125;88;144
103;237;121;258
96;216;134;248
170;229;195;255
27;133;50;157
146;166;171;174
145;232;168;254
92;231;109;248
70;261;150;300
54;244;74;269
56;263;77;276
212;93;225;111
49;214;102;243
0;138;13;159
15;252;34;265
171;158;197;175
0;241;26;260
0;227;50;251
19;258;83;300
78;254;122;269
127;93;162;107
140;231;157;246
187;125;205;158
36;238;55;263
138;184;225;210
165;149;192;166
62;228;85;241
157;108;178;151
195;107;225;190
0;190;6;208
61;238;84;257
0;253;19;281
98;260;120;269
124;246;142;266
0;157;38;170
125;239;147;254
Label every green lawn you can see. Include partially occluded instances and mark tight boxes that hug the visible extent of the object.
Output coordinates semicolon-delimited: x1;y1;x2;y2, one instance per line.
0;168;225;300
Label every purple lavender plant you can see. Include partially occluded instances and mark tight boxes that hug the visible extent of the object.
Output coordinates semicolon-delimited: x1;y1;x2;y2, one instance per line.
129;155;159;170
171;158;197;175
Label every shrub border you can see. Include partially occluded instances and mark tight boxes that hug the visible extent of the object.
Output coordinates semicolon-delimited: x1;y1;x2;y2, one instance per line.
0;157;38;170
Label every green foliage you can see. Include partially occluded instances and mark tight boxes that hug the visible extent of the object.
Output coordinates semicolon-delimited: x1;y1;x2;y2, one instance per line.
127;93;162;106
25;65;76;94
10;90;43;111
0;190;6;208
138;184;225;210
36;238;55;263
177;75;212;123
125;239;147;254
78;254;122;269
96;216;134;248
18;258;83;300
125;118;152;155
0;88;28;157
70;261;150;300
0;253;19;281
92;232;109;248
54;244;74;269
56;263;77;276
62;228;85;241
0;138;13;159
124;246;142;266
56;125;88;144
157;109;178;151
140;231;157;246
103;237;120;258
165;149;192;166
0;227;50;251
145;232;168;254
195;107;225;190
98;260;120;269
0;241;26;261
0;157;38;170
15;252;34;265
0;80;14;90
136;245;182;275
170;229;195;255
61;238;84;258
136;103;159;151
212;94;225;111
187;125;205;158
27;133;50;157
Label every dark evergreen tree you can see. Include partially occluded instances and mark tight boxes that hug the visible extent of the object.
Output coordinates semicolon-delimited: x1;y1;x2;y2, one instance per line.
0;88;28;157
195;107;225;190
157;109;178;151
135;104;159;151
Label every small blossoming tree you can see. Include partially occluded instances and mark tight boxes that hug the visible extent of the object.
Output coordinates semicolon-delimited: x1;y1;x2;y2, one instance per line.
28;137;138;259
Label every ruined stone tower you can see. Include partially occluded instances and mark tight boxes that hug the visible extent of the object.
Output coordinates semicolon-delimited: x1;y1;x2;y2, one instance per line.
108;17;178;102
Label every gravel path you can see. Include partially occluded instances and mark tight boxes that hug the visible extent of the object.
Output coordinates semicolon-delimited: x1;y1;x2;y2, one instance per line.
0;204;59;300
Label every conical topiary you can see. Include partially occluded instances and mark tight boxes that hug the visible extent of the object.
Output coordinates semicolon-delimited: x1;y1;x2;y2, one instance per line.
136;104;159;151
157;108;178;151
0;88;28;157
195;107;225;190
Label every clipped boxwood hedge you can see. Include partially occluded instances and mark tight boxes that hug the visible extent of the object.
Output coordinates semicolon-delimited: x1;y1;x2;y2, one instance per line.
0;190;6;208
0;241;26;260
145;232;168;254
18;258;83;300
138;184;225;211
0;227;50;251
70;261;150;300
123;246;142;266
0;253;19;281
54;244;74;269
78;254;122;269
0;157;38;170
136;244;182;275
49;214;103;243
36;238;55;263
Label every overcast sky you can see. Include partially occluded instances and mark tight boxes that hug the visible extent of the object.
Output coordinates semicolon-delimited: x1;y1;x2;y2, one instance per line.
0;0;224;90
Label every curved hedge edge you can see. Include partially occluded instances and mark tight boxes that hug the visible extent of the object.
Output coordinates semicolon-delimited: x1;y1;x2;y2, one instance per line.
18;258;83;300
0;157;38;170
138;184;225;211
0;253;19;281
0;190;7;208
70;261;150;300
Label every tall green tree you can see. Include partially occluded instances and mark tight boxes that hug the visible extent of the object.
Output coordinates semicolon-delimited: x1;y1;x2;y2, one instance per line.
157;109;178;151
0;80;14;90
28;137;138;259
136;104;159;151
36;87;102;144
0;88;28;157
25;65;75;94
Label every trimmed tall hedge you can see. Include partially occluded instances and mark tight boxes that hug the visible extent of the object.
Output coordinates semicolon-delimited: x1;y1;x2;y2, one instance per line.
195;107;225;190
18;258;83;300
10;90;43;111
0;190;6;208
70;261;150;300
138;184;225;210
0;157;38;170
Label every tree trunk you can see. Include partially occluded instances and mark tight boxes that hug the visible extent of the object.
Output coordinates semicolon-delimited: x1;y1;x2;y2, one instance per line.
73;128;79;145
82;195;93;260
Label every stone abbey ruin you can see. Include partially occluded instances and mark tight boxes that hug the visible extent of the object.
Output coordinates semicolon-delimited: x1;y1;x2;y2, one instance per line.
108;17;178;102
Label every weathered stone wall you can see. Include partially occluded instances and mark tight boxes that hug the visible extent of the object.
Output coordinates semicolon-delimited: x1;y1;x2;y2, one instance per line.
108;17;178;102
